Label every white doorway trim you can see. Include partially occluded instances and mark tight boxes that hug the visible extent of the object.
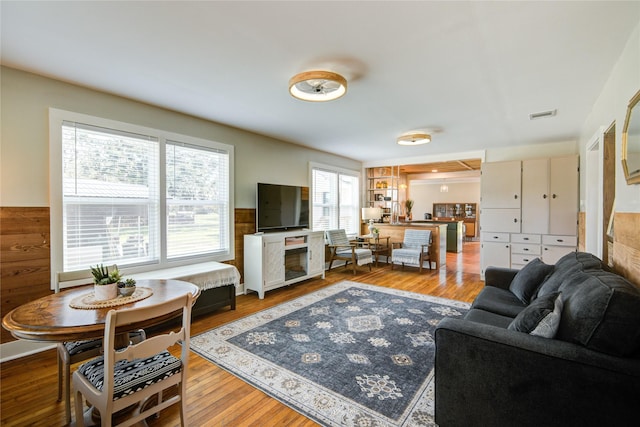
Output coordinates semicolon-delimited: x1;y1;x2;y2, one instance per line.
585;127;604;257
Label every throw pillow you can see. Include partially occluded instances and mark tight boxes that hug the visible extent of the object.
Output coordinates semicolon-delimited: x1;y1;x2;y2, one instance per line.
508;258;554;304
508;292;563;338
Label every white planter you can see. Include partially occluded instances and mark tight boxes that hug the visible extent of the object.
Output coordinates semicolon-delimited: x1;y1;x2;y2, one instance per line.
94;283;118;301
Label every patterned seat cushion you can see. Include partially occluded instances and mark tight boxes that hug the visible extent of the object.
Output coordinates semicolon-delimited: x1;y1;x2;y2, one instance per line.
64;339;103;356
77;350;182;400
64;330;145;356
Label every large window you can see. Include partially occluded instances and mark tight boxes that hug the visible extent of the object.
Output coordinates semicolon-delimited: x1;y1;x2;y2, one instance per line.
50;109;234;287
311;164;360;235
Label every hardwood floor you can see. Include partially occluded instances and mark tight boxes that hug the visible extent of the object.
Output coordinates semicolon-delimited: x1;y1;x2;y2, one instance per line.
0;242;483;426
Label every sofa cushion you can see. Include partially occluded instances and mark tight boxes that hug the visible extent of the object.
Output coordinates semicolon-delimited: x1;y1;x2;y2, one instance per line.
471;286;527;318
509;258;554;304
556;271;640;356
508;292;563;338
465;308;515;329
536;252;604;298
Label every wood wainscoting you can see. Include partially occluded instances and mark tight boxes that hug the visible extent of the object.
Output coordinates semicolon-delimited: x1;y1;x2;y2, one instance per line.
612;212;640;287
0;207;52;344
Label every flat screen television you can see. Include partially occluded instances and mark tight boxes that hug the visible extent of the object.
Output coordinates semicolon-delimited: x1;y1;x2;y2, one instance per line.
256;183;310;232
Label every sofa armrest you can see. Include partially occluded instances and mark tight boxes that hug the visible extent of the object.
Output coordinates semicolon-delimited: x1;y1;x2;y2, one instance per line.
484;266;519;290
435;318;640;427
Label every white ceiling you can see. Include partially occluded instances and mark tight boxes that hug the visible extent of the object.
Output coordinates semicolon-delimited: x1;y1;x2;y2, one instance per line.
2;1;639;163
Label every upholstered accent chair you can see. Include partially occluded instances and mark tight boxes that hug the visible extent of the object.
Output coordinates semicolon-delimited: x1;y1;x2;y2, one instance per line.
72;294;193;427
391;229;432;272
326;229;373;274
57;330;146;424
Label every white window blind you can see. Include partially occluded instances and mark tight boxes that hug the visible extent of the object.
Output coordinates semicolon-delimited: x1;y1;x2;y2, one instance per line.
166;142;230;259
311;166;360;234
62;121;160;272
338;173;359;232
51;109;234;285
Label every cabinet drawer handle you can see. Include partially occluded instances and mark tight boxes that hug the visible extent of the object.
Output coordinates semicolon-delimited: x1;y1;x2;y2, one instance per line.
543;194;547;199
523;258;530;262
523;237;529;240
513;218;518;223
552;194;557;199
556;239;564;242
523;248;529;251
544;247;548;251
514;194;518;199
493;236;499;239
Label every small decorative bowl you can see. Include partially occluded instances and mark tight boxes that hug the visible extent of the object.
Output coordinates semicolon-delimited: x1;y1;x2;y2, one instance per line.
118;285;136;297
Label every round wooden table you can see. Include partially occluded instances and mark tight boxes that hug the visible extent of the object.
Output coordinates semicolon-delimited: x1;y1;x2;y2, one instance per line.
2;279;201;342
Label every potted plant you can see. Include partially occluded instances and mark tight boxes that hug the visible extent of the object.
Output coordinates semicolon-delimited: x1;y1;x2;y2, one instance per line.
404;199;414;220
371;227;380;239
90;264;122;301
118;278;137;297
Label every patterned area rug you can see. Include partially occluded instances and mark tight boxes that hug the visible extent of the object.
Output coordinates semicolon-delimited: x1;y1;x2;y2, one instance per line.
190;281;469;426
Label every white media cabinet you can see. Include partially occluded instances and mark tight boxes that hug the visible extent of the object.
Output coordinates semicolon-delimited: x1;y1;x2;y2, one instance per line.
244;229;325;299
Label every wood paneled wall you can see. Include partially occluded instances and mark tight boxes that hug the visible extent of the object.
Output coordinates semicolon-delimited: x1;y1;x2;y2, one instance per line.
612;212;640;287
0;207;257;345
231;208;255;284
0;207;51;343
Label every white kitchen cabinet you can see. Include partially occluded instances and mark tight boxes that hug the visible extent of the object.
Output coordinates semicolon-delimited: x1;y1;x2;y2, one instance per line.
542;235;578;264
481;156;578;276
481;239;511;277
480;209;521;233
481;161;521;208
549;156;579;235
521;158;550;234
244;230;325;299
522;156;578;236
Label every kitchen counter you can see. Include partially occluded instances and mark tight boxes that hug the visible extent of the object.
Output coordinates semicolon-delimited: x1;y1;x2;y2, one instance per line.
362;223;447;268
406;220;465;252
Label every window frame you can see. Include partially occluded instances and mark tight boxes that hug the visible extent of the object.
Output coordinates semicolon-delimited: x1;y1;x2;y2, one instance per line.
309;162;361;236
49;108;235;290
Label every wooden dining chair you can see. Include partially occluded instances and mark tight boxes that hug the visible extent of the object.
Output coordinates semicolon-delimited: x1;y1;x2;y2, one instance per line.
57;330;146;425
73;293;193;427
391;229;432;273
326;229;373;274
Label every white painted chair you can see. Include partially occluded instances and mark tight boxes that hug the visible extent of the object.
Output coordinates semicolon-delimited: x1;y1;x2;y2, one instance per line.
72;293;192;427
391;229;432;273
57;330;146;424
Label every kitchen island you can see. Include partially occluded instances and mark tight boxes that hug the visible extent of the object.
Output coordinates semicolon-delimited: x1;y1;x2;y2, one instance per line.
364;223;447;269
410;219;464;253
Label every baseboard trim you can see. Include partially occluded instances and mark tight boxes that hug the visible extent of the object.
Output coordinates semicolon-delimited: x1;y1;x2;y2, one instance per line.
0;340;56;363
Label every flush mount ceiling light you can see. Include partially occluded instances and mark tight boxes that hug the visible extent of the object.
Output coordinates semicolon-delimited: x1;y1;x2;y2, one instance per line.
397;132;431;146
289;70;347;102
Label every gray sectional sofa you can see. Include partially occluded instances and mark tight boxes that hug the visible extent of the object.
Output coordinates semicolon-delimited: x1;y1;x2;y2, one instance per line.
435;252;640;427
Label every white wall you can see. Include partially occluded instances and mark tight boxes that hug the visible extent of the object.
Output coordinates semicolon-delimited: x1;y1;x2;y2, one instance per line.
409;181;481;219
579;22;640;213
485;140;577;163
0;67;361;208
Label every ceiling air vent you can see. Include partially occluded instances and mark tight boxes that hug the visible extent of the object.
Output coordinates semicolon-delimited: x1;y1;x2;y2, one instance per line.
529;109;557;120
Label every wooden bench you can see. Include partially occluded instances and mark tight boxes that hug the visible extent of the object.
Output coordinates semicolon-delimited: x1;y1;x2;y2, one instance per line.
133;262;240;317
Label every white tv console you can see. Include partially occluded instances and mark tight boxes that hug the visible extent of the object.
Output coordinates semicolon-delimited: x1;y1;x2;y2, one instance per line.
244;229;325;299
